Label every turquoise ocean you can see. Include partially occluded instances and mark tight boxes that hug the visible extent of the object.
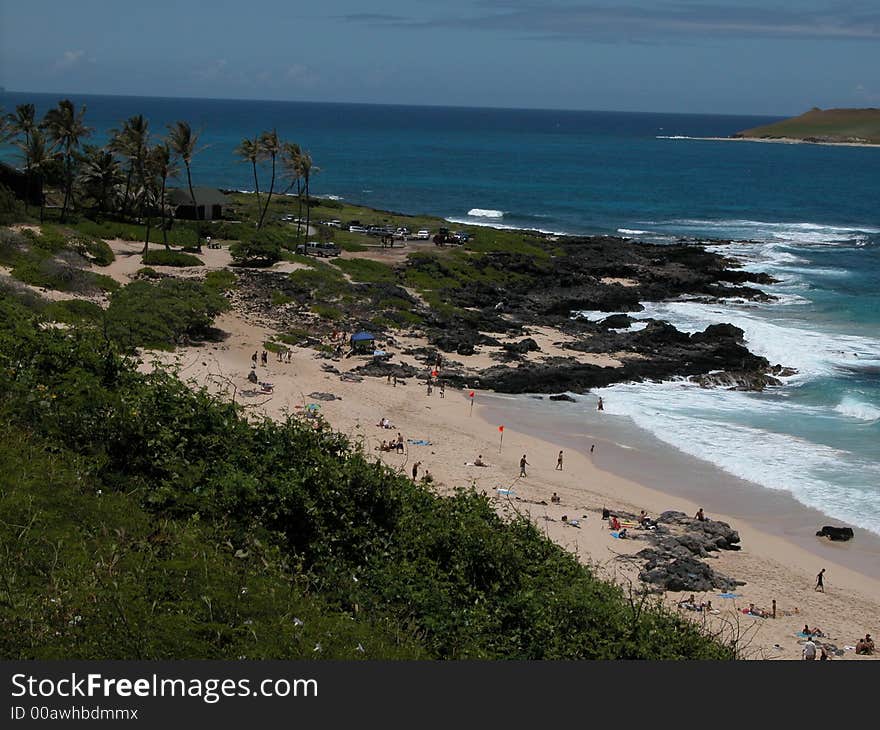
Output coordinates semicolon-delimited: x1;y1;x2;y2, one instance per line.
3;92;879;533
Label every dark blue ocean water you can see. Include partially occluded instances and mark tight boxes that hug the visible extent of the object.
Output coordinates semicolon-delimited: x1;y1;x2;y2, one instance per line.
2;92;878;530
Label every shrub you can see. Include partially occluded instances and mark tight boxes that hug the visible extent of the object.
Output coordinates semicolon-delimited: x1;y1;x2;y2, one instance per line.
229;229;285;266
0;184;25;225
142;250;204;267
105;278;229;349
43;298;104;324
334;258;398;284
69;234;115;266
204;269;237;291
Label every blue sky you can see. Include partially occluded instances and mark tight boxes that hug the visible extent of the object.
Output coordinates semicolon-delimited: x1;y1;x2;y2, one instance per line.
1;0;878;114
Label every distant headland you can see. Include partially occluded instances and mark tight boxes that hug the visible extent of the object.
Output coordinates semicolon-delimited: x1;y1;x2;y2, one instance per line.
733;107;880;146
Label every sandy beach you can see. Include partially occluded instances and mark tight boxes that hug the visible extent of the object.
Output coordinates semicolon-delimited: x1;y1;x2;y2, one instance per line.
138;299;880;661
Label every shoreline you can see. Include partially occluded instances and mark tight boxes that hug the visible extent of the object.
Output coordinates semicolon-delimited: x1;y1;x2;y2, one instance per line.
659;135;880;149
478;392;880;581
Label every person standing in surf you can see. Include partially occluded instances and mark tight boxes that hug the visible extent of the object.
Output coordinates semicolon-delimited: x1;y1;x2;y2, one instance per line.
597;397;604;411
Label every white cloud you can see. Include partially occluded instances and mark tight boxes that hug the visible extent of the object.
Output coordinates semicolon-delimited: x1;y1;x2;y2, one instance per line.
54;50;85;70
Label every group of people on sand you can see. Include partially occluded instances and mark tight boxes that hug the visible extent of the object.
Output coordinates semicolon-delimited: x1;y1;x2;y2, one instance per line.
425;379;445;398
377;432;405;454
252;348;292;367
678;594;715;614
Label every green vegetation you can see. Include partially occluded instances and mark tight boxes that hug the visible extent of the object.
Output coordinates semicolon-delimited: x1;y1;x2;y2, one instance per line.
334;257;398;284
204;268;237;292
0;292;734;659
736;108;880;144
0;227;119;295
142;249;204;267
0;183;25;225
73;220;199;248
104;278;230;349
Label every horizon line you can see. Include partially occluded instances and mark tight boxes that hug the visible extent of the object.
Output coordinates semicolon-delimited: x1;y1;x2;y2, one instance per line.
0;87;790;120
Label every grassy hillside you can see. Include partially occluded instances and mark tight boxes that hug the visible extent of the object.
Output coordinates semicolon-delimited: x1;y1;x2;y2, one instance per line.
736;108;880;144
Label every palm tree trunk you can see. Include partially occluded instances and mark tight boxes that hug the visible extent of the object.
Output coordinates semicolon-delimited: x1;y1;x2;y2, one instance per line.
251;160;262;213
296;179;303;243
160;176;169;249
143;214;151;255
121;165;133;219
185;163;198;221
304;173;311;241
258;155;276;230
60;148;72;223
39;177;45;223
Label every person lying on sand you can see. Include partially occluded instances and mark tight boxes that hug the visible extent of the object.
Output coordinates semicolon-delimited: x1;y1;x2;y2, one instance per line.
474;454;488;467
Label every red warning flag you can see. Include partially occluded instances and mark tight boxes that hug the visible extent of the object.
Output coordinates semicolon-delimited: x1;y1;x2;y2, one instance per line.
498;425;504;432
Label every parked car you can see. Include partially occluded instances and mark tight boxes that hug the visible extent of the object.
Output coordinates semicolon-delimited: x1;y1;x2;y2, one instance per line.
349;225;367;233
415;229;431;240
298;241;340;257
316;242;341;257
393;227;410;240
452;231;471;243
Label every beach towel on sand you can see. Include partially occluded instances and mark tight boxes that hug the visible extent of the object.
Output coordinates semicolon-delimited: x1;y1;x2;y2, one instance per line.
717;592;742;599
407;438;432;446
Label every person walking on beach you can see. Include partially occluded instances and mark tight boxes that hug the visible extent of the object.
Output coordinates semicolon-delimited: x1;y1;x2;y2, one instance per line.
597;397;604;411
439;382;445;399
520;454;530;478
412;461;421;480
815;568;826;592
556;450;563;471
251;351;258;367
590;444;595;454
261;350;268;366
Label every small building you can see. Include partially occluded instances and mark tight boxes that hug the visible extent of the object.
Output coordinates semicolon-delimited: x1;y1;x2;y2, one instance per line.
167;187;230;221
350;331;375;354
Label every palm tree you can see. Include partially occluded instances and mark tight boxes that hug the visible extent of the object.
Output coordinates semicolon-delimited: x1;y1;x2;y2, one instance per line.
149;143;178;249
257;129;281;229
77;145;124;215
136;160;161;256
18;130;55;222
298;151;318;241
281;141;303;239
235;136;263;213
0;109;14;144
7;104;37;212
109;115;149;220
167;120;201;220
41;99;92;222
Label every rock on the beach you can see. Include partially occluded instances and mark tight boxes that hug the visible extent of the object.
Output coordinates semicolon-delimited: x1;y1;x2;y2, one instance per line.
816;525;855;542
637;549;743;593
549;393;577;402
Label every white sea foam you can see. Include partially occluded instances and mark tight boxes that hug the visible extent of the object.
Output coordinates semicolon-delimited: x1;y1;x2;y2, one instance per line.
617;228;649;236
640;218;878;247
467;208;504;219
444;217;569;237
632;300;880;378
596;381;880;534
834;397;880;423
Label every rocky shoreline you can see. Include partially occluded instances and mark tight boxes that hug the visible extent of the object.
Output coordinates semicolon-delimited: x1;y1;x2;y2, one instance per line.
232;233;793;395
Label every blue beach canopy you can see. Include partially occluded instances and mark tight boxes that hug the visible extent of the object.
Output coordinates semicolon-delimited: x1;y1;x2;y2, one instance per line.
350;331;375;342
